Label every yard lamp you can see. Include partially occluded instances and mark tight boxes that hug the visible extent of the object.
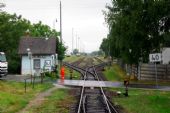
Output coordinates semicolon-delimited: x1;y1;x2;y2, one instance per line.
27;48;32;83
129;49;132;53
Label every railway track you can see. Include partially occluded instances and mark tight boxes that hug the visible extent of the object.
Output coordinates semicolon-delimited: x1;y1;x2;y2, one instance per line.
77;66;119;113
65;59;119;113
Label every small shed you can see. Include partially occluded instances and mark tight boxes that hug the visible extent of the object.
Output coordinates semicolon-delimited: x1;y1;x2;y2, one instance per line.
18;37;58;75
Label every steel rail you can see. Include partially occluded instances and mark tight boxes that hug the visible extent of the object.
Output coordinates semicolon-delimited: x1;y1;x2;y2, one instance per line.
63;62;96;76
93;66;119;113
77;68;88;113
64;61;117;113
106;98;119;113
83;95;87;113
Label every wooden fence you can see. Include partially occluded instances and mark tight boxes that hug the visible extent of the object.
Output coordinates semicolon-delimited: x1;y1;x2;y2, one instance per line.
138;64;170;80
116;59;170;80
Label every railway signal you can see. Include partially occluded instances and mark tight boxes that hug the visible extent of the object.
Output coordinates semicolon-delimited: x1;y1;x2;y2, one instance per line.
124;80;129;97
69;69;73;79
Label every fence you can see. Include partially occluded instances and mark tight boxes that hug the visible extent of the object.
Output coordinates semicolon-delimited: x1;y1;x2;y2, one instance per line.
139;64;170;80
116;59;170;81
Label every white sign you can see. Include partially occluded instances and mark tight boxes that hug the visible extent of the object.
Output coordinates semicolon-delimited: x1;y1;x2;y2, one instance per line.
44;60;51;67
149;53;162;62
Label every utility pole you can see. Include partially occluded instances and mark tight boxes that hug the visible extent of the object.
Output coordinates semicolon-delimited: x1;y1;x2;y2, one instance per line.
76;34;78;50
60;1;62;45
60;1;62;67
0;2;5;11
72;28;74;54
78;37;80;53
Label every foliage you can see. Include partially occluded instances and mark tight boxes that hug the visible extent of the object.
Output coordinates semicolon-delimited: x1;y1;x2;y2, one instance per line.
29;21;58;37
0;12;30;73
44;72;58;79
101;0;170;64
103;64;126;81
72;49;79;55
0;12;66;73
58;42;67;60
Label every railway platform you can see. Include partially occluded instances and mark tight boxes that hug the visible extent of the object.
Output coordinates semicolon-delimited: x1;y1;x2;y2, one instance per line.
54;80;170;91
54;79;123;87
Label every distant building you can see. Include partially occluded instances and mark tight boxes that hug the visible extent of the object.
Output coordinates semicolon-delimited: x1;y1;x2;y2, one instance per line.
18;37;58;75
162;48;170;64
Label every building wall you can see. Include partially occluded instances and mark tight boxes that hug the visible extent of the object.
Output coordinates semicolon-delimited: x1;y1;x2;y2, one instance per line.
162;48;170;64
21;55;56;75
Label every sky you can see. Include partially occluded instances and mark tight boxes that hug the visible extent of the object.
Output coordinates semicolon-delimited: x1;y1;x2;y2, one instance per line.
3;0;110;53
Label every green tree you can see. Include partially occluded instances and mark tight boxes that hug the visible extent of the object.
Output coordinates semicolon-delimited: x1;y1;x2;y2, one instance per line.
0;12;30;73
102;0;170;64
29;21;66;61
73;49;79;55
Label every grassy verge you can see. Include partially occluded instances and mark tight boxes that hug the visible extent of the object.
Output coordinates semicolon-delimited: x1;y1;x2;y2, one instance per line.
97;56;107;62
28;89;75;113
64;67;81;80
110;88;170;113
103;64;126;81
0;81;52;113
103;64;170;85
64;55;83;63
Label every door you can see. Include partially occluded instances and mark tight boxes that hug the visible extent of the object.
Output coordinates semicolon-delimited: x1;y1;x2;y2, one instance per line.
33;59;41;69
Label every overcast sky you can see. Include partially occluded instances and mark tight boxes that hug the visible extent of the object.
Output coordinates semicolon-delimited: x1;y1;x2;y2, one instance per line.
3;0;110;53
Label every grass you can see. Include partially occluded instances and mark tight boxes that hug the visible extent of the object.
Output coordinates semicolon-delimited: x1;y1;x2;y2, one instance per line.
103;64;126;81
28;89;75;113
110;88;170;113
63;55;84;63
97;56;107;62
103;64;170;85
0;81;52;113
103;64;170;113
64;67;81;80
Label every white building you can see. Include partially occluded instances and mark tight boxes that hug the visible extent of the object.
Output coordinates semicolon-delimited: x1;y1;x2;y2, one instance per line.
162;48;170;64
18;37;58;75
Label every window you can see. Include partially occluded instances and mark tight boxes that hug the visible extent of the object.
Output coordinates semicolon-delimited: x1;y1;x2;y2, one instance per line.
33;59;40;69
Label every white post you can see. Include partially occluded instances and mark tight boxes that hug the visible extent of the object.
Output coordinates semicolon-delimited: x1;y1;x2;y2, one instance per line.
155;62;158;88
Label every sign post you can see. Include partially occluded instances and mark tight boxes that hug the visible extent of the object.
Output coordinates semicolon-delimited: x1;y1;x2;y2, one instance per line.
149;53;162;88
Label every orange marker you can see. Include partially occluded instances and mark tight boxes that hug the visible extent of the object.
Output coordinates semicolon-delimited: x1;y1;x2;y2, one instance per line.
60;66;65;80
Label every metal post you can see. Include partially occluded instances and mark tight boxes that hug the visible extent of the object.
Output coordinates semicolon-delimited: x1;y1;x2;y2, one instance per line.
77;37;79;52
72;28;74;54
76;34;78;50
30;57;32;84
155;62;158;88
24;79;27;93
60;1;63;67
41;72;44;84
32;75;35;89
60;1;62;45
27;48;32;84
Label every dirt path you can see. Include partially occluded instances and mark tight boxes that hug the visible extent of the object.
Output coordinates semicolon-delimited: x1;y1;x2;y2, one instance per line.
18;84;66;113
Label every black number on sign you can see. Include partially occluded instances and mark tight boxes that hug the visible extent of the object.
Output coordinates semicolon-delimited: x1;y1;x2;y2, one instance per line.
152;55;155;61
155;55;159;60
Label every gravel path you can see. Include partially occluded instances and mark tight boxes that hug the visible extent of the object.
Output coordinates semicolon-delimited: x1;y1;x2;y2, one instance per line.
18;84;67;113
